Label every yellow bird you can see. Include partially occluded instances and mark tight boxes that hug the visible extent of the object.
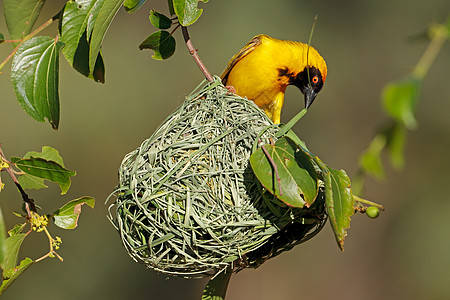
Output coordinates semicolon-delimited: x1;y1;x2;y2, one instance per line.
221;34;327;124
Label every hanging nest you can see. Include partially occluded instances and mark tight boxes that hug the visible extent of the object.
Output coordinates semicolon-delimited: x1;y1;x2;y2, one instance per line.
108;77;327;278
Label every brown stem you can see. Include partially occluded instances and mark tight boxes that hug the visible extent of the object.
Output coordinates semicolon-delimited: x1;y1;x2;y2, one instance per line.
0;17;55;72
181;26;213;82
3;39;22;44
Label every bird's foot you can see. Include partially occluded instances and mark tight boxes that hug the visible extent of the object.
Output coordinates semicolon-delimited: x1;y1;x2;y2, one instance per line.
225;85;236;95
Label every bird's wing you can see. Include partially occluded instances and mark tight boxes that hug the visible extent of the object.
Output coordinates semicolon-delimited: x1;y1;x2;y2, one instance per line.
220;35;264;85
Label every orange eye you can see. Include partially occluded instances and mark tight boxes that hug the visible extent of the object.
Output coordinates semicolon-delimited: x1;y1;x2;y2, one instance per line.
312;76;319;84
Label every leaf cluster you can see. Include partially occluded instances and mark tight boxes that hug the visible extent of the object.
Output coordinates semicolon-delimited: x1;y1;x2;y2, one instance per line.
0;146;94;295
356;19;450;191
1;0;210;129
250;134;356;251
137;0;209;60
1;0;124;129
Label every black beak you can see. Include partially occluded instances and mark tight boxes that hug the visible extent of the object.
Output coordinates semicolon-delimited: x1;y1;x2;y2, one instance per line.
304;86;317;109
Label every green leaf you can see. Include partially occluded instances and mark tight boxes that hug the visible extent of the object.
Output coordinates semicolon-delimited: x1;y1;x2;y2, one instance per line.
275;108;308;139
17;174;47;190
0;208;6;266
60;0;105;82
124;0;147;13
168;0;175;16
60;1;97;63
16;146;67;190
359;133;386;179
53;197;95;229
11;36;64;129
382;77;422;130
385;123;407;170
3;0;45;46
0;257;34;296
139;30;176;60
88;0;124;72
323;167;354;251
13;157;76;195
24;146;65;166
173;0;203;26
1;233;27;271
250;137;318;208
7;224;26;237
202;269;232;300
149;10;172;29
0;33;4;44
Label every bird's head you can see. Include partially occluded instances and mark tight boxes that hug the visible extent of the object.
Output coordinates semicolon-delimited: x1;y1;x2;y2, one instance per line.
290;47;327;109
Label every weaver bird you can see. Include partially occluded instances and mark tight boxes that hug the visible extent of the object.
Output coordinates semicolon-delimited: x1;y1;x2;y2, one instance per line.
221;34;327;124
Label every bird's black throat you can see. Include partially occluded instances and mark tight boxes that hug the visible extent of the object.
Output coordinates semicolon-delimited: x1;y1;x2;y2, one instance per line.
289;66;324;95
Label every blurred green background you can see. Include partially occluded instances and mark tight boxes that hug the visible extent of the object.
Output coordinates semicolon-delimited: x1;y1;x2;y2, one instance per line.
1;0;450;299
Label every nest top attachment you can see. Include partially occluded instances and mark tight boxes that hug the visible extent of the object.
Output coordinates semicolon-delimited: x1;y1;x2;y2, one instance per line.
108;77;326;278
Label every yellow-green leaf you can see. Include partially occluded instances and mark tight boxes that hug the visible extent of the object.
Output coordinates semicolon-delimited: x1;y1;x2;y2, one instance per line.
0;208;6;266
1;233;27;271
173;0;203;26
7;223;26;237
53;197;95;229
3;0;45;46
359;133;386;179
385;123;407;170
23;146;65;166
0;257;34;296
13;157;76;195
323;167;354;251
382;77;421;130
124;0;147;13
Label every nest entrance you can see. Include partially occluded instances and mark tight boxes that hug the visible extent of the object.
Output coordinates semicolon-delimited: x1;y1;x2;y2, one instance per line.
108;77;326;278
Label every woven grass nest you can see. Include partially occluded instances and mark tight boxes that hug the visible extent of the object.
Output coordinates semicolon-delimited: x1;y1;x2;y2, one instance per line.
108;77;327;278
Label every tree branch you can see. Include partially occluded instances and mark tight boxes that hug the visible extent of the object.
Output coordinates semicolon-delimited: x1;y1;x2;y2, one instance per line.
181;26;213;82
0;145;37;215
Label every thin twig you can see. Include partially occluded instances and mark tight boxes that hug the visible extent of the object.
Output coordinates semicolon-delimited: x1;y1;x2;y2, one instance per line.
412;23;448;79
353;195;385;210
170;24;181;36
181;26;214;82
35;227;63;262
3;39;22;44
259;140;282;196
0;17;55;72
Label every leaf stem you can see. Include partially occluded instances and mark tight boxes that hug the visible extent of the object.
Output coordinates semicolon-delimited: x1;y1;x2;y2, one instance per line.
2;39;22;44
353;195;385;210
413;23;449;79
181;26;213;82
35;227;63;262
0;17;55;73
170;24;181;36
